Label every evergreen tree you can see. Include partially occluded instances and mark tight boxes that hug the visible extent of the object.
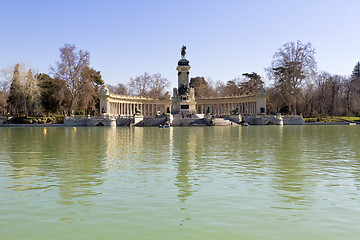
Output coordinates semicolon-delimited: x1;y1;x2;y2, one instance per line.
7;64;23;114
352;61;360;79
37;73;61;114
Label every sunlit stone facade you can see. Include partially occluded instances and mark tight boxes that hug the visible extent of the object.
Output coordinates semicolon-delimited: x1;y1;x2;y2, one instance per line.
196;94;265;116
100;86;172;117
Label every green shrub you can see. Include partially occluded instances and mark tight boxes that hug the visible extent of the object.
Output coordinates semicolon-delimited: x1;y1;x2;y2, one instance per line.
46;117;53;123
75;110;85;116
28;119;33;124
54;115;64;124
33;119;38;124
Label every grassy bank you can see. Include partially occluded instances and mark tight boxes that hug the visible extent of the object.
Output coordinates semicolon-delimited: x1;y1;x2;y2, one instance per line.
304;116;360;123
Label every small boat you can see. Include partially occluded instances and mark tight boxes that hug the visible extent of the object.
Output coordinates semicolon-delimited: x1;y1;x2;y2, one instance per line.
243;122;249;126
349;122;356;125
159;122;170;128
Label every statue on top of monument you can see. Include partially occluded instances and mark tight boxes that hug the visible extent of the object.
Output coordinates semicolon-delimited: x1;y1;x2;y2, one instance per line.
181;45;186;58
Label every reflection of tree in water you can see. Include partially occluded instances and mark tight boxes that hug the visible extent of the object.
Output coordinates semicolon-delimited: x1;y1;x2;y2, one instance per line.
308;126;360;193
271;126;315;211
348;128;360;190
6;127;106;208
54;128;106;206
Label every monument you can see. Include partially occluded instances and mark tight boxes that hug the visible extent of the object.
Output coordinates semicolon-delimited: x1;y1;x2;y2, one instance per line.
93;45;277;126
171;45;197;113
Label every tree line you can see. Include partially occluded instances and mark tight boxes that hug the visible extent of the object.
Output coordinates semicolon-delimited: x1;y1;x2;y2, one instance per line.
1;41;360;117
266;41;360;117
1;44;104;116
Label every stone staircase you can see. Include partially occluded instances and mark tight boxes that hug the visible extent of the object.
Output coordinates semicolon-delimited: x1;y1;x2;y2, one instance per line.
136;116;167;126
171;113;206;126
189;118;208;126
212;118;237;126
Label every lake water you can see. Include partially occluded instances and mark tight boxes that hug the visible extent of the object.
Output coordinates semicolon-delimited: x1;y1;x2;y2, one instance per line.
1;125;360;240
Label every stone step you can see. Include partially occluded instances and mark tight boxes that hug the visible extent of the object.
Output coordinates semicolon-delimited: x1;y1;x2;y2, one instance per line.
138;116;167;126
190;119;208;126
212;118;237;126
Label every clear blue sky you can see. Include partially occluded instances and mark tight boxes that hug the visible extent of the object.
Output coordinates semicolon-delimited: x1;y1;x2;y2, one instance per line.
1;0;360;89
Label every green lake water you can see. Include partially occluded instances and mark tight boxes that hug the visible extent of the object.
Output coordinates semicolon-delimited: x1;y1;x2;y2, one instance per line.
1;125;360;240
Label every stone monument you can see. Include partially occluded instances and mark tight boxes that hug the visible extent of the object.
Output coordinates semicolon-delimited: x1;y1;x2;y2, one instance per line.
172;45;197;113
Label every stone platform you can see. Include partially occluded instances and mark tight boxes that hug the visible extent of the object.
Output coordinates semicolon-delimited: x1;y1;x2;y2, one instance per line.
62;114;303;127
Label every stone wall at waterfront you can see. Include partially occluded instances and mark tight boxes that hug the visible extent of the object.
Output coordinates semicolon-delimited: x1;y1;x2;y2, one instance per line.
282;115;304;125
0;116;6;124
243;115;303;125
64;116;116;127
61;114;304;127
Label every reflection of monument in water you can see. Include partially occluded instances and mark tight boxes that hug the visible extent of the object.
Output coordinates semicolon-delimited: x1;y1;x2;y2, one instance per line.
93;46;296;126
173;128;198;202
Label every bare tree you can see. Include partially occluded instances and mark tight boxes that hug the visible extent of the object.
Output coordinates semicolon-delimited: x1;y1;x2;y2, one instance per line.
0;90;8;115
51;43;90;112
128;72;169;98
265;85;288;114
115;83;128;95
300;82;316;117
106;84;128;95
349;61;360;114
147;73;169;98
268;41;317;115
24;70;41;115
128;72;152;96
